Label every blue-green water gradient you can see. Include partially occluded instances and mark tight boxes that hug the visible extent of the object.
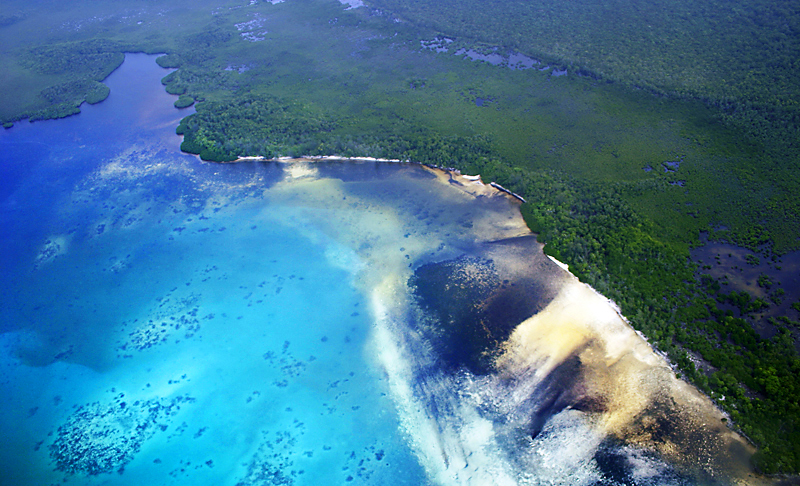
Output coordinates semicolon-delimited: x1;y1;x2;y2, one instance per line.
0;53;426;486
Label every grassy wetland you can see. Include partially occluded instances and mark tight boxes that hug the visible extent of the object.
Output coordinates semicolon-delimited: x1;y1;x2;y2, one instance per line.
1;0;799;476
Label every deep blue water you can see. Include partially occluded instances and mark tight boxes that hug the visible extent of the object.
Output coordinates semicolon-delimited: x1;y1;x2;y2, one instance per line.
0;54;761;486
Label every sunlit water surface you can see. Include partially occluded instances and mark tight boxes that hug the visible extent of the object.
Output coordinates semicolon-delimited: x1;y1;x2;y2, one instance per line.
0;54;762;486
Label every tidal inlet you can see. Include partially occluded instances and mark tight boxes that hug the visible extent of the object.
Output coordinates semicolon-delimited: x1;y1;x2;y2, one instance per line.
0;55;764;486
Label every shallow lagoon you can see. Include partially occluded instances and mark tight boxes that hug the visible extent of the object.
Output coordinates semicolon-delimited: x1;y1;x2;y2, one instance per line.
0;54;763;485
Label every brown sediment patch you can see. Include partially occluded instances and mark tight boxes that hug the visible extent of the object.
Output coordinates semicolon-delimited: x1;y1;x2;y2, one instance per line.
618;386;759;485
497;277;763;484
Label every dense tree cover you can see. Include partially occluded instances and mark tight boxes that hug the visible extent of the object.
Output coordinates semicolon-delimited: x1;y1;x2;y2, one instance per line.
13;40;127;121
173;94;195;109
364;0;800;253
22;39;126;78
2;0;800;475
23;79;113;122
177;96;336;161
365;0;800;255
369;0;800;158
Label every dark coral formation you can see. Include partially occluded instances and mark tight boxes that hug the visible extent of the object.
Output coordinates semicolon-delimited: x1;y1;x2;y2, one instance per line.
409;237;559;374
49;394;194;475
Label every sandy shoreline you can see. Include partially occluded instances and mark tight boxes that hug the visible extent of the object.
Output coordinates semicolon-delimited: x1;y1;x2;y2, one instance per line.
227;154;405;164
221;154;530;203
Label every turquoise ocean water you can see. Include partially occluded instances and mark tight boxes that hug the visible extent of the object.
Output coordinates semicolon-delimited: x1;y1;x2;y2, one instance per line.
0;54;428;486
